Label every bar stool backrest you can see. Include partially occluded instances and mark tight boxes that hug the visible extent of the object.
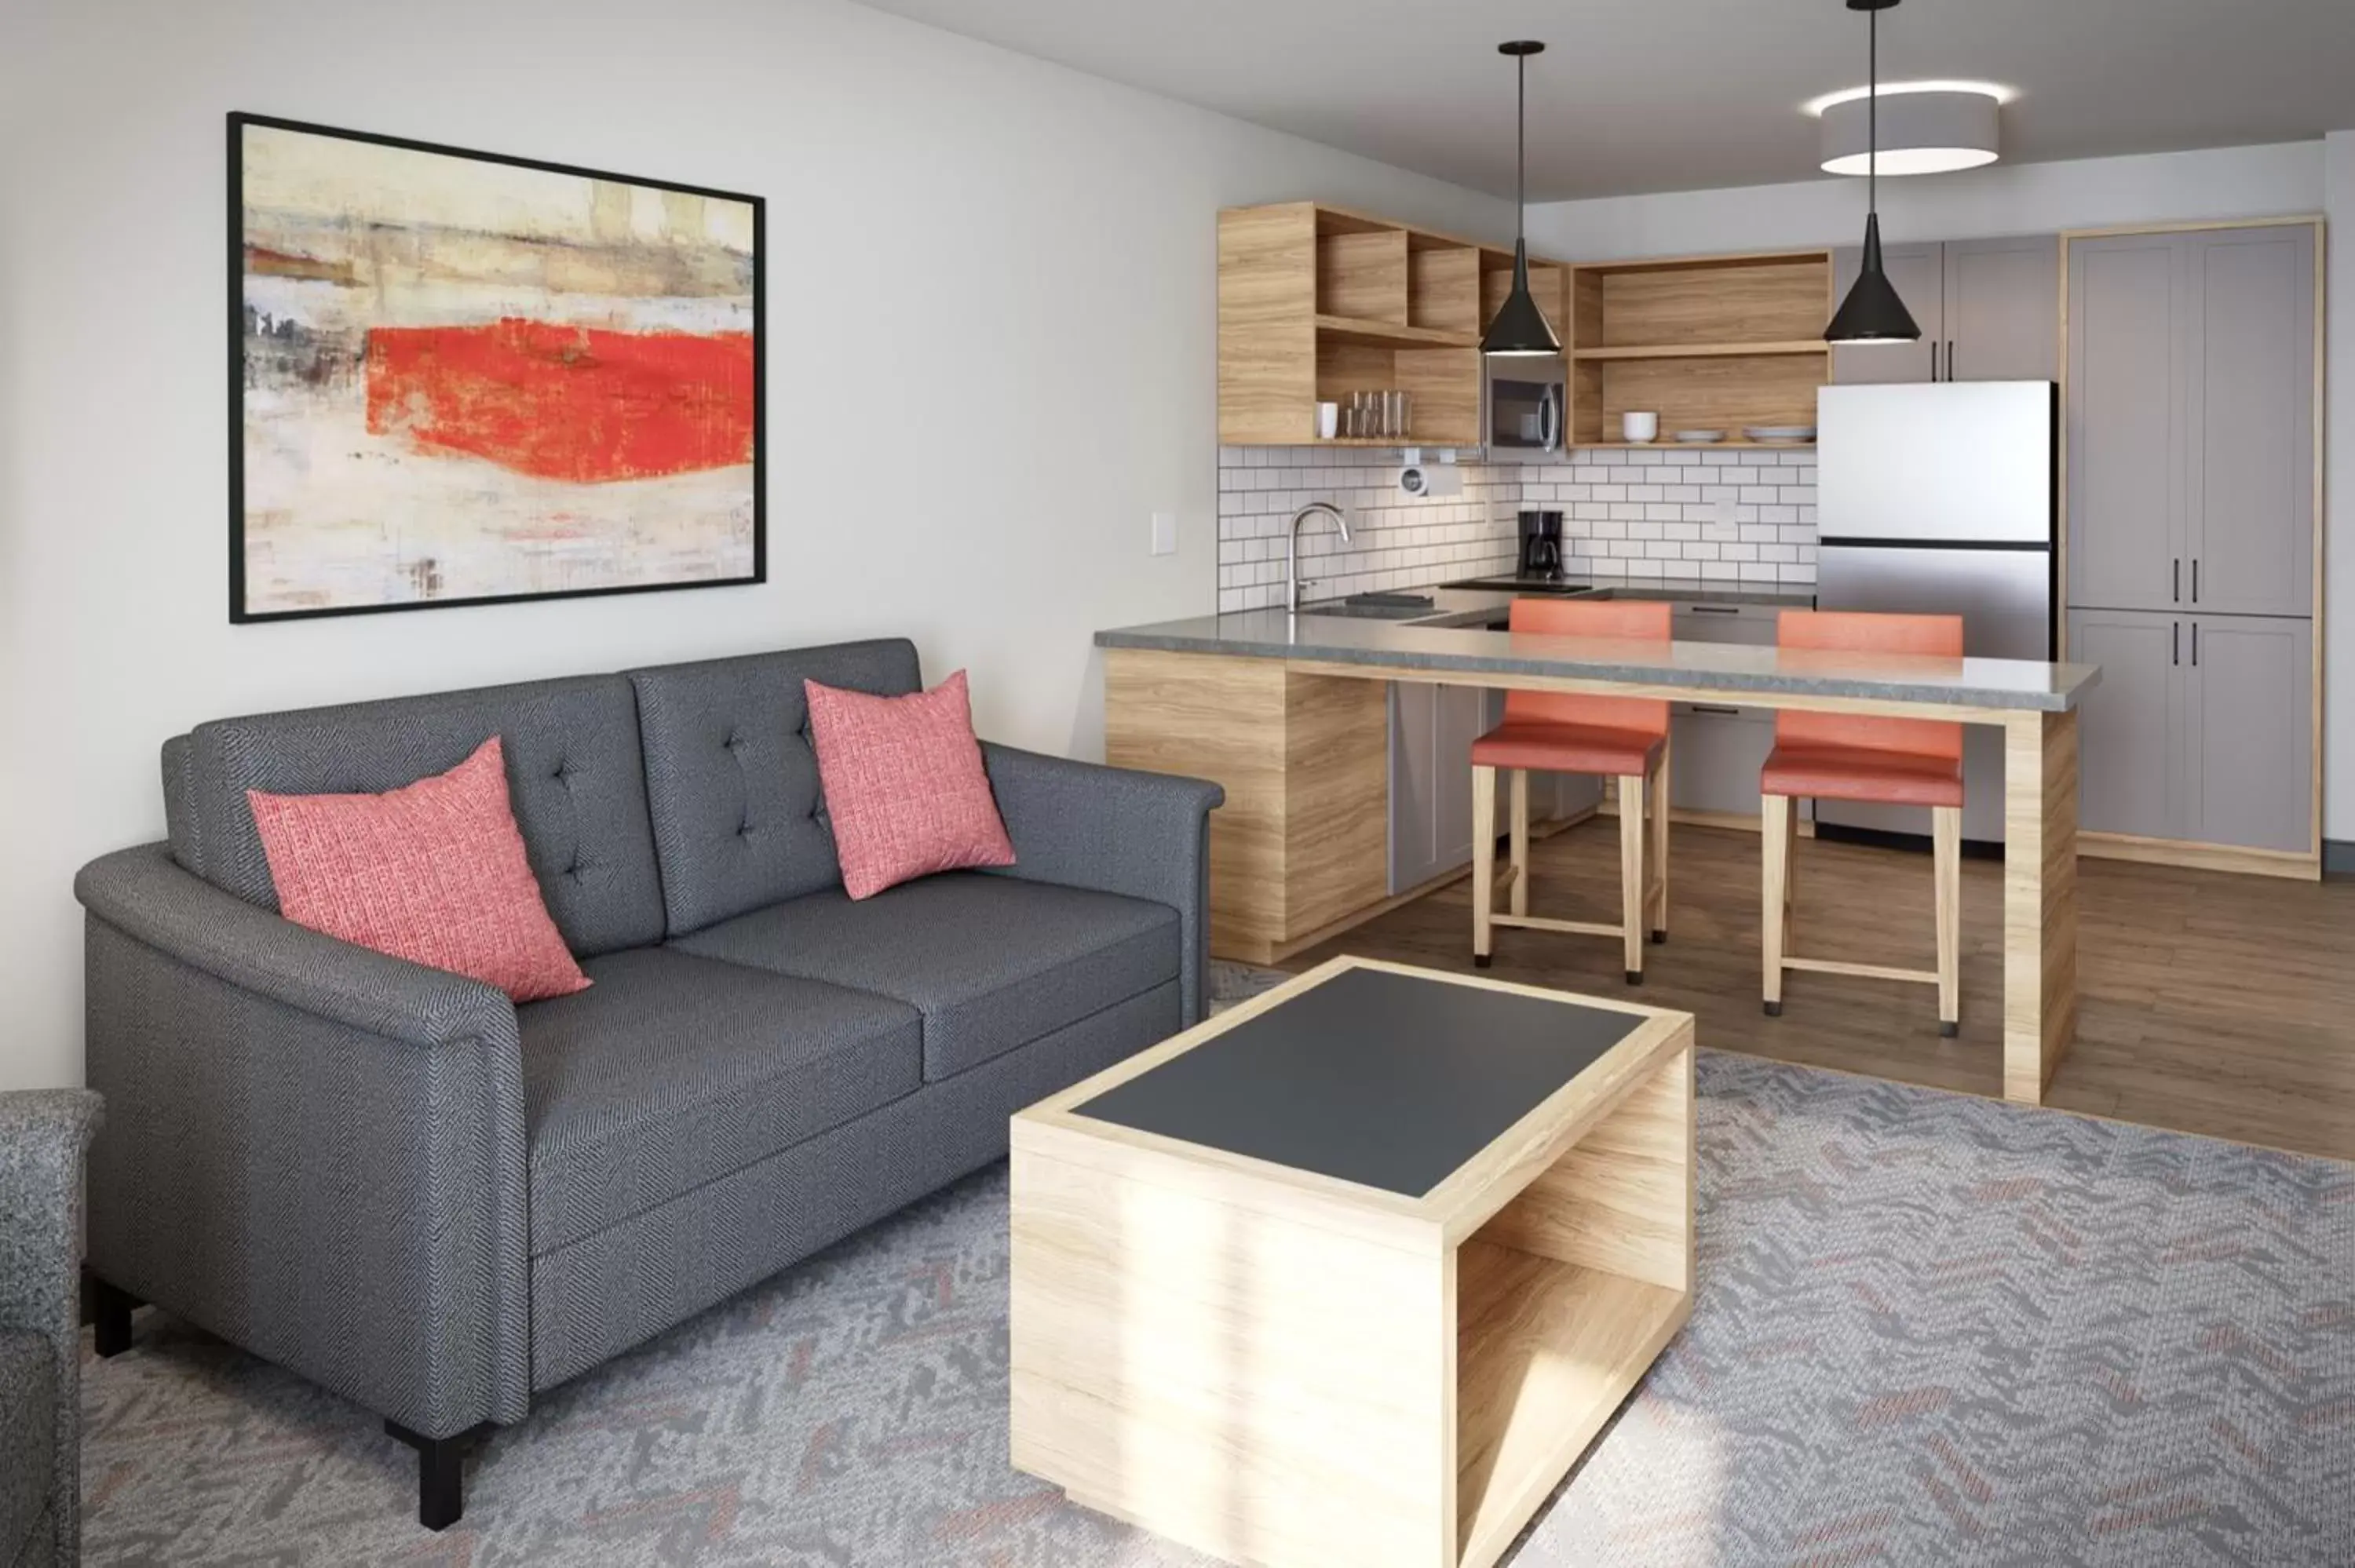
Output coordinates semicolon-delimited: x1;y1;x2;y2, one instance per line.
1774;610;1966;760
1502;598;1672;736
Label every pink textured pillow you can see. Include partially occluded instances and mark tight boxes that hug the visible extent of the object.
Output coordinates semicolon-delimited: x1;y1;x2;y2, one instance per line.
804;669;1016;900
246;736;591;1003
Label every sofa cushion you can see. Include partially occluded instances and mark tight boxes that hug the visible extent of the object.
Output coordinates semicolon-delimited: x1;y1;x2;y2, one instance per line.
519;947;922;1255
627;640;922;935
0;1331;52;1566
249;738;592;1003
180;675;664;958
804;670;1014;899
672;872;1180;1081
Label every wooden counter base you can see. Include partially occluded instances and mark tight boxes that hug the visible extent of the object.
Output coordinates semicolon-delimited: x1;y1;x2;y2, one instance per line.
1103;647;2080;1105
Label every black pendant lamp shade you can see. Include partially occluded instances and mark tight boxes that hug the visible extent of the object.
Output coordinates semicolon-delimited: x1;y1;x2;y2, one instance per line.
1483;40;1562;356
1824;0;1922;344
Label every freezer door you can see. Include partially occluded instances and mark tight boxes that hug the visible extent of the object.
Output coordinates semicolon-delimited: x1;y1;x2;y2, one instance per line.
1815;381;2057;545
1812;543;2054;844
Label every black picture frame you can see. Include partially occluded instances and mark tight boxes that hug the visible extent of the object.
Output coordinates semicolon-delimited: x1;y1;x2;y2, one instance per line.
228;111;766;624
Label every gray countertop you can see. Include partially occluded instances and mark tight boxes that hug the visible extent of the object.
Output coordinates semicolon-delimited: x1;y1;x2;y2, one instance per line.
1097;585;2101;713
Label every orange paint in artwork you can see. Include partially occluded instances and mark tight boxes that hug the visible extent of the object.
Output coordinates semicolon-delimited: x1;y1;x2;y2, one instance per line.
365;319;754;483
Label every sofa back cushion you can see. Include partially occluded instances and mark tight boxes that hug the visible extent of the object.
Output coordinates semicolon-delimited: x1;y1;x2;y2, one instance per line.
177;675;666;958
628;639;922;934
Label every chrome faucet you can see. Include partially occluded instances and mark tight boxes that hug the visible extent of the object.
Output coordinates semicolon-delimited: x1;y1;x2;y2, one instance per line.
1286;501;1353;614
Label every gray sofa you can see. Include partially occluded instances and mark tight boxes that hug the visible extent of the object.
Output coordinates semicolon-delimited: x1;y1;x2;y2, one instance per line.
73;638;1221;1530
2;1088;101;1568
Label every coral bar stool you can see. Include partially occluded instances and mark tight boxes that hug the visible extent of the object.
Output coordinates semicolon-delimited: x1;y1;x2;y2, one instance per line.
1760;610;1966;1033
1471;597;1671;983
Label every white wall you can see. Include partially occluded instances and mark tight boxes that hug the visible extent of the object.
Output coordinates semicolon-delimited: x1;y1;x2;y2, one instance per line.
0;0;1510;1090
1526;141;2326;259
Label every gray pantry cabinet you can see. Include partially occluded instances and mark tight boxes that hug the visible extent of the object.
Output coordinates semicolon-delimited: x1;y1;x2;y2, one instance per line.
1831;235;2060;385
2065;608;2312;853
2064;221;2317;858
2066;223;2317;619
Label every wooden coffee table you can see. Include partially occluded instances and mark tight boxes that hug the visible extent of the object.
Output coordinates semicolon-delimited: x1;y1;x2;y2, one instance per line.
1010;956;1696;1568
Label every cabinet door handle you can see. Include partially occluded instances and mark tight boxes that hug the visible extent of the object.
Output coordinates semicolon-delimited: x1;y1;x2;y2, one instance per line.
2172;621;2179;665
1947;340;1956;380
2192;559;2199;603
1690;704;1743;716
1689;603;1740;615
2172;558;2180;603
1930;341;1940;381
2191;622;2199;666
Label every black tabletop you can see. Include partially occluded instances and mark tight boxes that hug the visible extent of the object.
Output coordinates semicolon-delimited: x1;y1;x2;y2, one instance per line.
1075;967;1645;1198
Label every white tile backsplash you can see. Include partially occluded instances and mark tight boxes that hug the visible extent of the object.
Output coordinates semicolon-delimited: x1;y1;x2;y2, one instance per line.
1214;444;1817;611
1213;447;1521;612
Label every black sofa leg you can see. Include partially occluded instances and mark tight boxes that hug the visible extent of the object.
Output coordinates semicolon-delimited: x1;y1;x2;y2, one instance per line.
385;1419;488;1531
89;1274;137;1358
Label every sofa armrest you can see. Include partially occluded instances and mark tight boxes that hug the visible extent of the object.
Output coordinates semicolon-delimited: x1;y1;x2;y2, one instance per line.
74;844;531;1437
0;1088;100;1563
981;744;1225;1025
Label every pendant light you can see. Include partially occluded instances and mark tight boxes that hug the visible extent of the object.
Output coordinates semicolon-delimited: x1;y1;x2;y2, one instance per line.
1824;0;1922;345
1482;40;1561;357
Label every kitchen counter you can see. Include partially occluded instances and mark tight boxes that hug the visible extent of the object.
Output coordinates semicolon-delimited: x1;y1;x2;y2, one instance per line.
1096;597;2096;1108
1098;600;2100;713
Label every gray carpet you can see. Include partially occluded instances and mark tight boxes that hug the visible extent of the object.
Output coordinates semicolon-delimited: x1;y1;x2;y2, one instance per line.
77;967;2355;1566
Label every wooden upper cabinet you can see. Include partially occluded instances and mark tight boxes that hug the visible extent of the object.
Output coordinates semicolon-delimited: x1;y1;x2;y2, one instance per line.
1217;202;1531;447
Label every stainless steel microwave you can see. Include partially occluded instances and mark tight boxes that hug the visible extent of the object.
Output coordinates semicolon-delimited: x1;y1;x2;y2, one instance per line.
1484;355;1565;462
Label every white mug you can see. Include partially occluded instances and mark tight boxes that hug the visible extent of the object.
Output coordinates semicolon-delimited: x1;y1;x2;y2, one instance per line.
1317;402;1340;440
1622;410;1659;443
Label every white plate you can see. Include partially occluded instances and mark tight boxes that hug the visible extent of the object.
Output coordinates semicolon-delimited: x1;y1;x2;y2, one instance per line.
1743;425;1816;443
1673;430;1725;443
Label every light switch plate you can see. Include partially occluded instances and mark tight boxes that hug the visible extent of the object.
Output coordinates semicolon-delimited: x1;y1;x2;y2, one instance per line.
1150;512;1177;556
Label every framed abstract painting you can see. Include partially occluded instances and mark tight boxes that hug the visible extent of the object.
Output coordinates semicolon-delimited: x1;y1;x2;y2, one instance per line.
228;113;764;622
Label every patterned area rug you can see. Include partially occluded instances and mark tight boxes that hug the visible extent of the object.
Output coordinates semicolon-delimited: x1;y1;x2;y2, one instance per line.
78;966;2355;1566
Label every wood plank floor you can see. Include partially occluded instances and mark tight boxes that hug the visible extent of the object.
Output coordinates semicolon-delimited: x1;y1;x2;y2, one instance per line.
1288;818;2355;1164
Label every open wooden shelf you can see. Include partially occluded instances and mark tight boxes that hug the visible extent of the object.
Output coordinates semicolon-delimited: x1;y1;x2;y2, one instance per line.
1316;314;1480;349
1573;340;1828;361
1455;1241;1688;1568
1565;249;1835;448
1572;439;1816;451
1220;201;1567;447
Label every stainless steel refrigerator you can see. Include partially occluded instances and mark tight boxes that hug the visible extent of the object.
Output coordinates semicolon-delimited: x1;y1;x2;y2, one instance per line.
1813;381;2057;846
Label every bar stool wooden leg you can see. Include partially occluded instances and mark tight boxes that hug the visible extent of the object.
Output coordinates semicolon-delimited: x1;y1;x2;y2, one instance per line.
1508;768;1531;918
1619;773;1646;984
1645;746;1670;943
1933;804;1961;1036
1784;800;1800;944
1761;792;1790;1015
1471;764;1497;968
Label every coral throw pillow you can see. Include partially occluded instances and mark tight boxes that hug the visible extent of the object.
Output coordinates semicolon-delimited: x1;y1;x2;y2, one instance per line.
246;736;591;1003
804;669;1016;900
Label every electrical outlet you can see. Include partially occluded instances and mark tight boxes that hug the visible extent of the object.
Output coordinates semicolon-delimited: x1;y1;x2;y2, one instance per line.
1150;512;1177;556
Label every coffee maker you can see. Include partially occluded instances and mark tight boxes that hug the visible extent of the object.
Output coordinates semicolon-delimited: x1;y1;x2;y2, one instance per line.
1517;509;1566;580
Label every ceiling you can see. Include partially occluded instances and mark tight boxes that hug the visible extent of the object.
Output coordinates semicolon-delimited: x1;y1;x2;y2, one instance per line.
856;0;2355;200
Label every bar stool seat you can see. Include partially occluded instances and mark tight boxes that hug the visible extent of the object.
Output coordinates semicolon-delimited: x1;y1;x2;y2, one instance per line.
1471;721;1663;778
1760;743;1963;808
1472;596;1673;985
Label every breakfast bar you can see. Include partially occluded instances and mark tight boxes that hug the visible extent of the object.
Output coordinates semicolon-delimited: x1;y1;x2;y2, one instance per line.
1097;591;2101;1106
